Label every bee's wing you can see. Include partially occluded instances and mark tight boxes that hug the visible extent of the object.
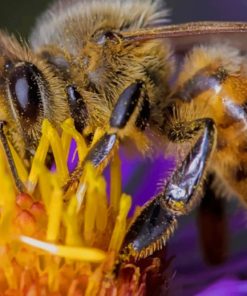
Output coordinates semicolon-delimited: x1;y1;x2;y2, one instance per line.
122;22;247;54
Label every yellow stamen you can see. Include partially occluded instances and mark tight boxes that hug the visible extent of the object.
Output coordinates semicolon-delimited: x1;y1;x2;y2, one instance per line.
46;178;63;242
85;265;103;296
63;195;83;246
61;118;88;163
83;165;98;243
76;183;87;212
91;128;105;146
108;194;132;253
38;166;53;209
0;247;17;289
0;117;147;294
110;153;122;213
19;236;106;262
94;177;108;233
8;141;28;183
27;122;50;193
61;119;73;160
47;256;60;291
83;164;108;243
0;149;16;243
44;120;69;184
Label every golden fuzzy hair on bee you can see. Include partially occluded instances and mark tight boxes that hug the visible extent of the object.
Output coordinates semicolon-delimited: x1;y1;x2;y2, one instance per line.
176;44;244;87
28;0;174;141
30;0;170;50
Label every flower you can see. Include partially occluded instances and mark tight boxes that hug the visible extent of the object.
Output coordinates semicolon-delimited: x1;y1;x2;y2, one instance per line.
0;118;172;295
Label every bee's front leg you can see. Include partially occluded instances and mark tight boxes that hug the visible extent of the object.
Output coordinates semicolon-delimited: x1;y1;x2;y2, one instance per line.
65;80;147;190
121;118;216;258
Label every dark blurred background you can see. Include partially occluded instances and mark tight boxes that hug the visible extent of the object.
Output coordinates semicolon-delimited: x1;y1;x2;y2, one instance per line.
0;0;246;38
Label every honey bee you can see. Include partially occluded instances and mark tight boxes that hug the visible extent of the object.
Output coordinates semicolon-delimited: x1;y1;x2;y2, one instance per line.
1;0;247;261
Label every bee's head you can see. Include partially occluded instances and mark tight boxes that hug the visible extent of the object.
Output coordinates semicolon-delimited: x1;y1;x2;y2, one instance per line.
31;0;173;105
0;32;70;158
78;30;173;108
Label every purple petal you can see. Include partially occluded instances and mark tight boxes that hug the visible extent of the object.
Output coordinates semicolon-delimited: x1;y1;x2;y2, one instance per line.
197;278;247;296
67;138;79;172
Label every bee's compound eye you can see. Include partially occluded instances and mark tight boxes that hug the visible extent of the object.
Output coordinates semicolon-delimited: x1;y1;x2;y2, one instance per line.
8;62;44;122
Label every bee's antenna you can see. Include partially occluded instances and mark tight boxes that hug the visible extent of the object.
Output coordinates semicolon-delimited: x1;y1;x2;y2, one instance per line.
121;22;247;42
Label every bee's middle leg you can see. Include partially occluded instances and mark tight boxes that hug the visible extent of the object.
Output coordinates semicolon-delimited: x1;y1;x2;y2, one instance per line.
121;118;216;258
